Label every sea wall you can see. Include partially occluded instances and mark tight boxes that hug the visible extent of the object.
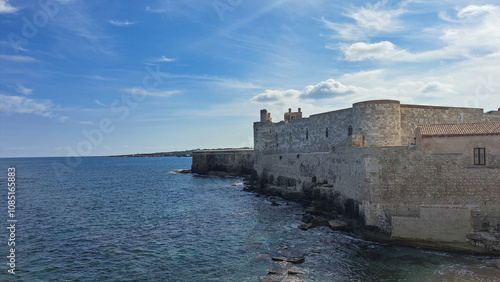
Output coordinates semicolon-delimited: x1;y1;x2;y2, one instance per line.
249;142;500;253
191;149;254;175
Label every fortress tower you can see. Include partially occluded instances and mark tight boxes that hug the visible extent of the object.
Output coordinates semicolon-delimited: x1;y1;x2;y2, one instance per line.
352;100;401;146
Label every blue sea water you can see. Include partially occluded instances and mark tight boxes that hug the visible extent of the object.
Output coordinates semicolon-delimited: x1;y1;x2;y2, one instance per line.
0;157;499;281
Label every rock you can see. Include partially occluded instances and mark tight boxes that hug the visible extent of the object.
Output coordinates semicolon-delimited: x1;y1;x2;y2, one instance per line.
495;259;500;270
176;169;191;174
260;274;284;282
255;194;261;197
268;268;287;275
271;256;287;262
271;201;280;206
287;268;305;275
283;276;304;282
298;223;313;231
311;216;330;227
328;219;348;230
301;214;314;223
288;256;306;264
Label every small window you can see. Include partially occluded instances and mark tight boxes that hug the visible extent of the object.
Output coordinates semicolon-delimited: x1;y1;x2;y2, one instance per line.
474;148;486;165
326;128;329;138
306;129;309;140
348;125;353;136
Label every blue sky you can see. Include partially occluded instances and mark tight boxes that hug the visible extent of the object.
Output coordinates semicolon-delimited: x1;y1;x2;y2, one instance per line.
1;0;499;157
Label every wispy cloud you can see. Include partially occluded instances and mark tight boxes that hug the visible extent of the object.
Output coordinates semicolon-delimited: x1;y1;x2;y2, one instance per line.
95;99;105;106
0;55;37;62
0;94;60;119
0;0;19;14
149;56;176;63
145;6;169;14
79;121;94;125
122;88;181;98
323;1;405;41
15;84;33;95
109;20;135;27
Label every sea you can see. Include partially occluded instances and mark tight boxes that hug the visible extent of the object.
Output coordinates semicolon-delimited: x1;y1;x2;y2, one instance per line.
0;157;499;281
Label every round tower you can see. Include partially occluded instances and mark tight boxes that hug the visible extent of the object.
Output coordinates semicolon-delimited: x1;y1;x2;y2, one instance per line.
352;100;401;146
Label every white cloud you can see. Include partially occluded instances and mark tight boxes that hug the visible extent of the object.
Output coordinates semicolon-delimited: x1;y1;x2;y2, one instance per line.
251;79;359;104
149;56;176;63
0;55;37;62
323;1;405;40
0;94;58;118
15;84;33;95
343;41;398;61
0;0;19;14
303;79;359;99
79;121;94;125
109;20;135;27
342;4;500;62
251;89;301;103
419;82;456;95
122;88;181;98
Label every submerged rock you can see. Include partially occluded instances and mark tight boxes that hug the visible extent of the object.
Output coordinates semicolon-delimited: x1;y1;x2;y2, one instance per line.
271;256;287;262
271;201;281;206
328;219;348;231
298;223;313;231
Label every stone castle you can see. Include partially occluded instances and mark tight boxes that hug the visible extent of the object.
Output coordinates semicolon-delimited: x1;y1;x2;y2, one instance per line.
192;100;500;253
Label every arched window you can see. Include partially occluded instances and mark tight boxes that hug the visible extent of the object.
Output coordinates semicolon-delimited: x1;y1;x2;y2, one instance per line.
348;125;353;136
326;128;329;138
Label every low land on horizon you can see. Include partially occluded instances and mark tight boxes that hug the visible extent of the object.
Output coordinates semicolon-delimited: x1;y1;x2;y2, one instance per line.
105;147;252;158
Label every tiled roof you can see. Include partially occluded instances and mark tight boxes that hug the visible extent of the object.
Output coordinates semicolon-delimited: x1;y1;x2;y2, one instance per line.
418;122;500;137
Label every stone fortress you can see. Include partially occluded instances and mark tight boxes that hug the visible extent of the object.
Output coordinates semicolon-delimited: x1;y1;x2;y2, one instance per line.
192;100;500;253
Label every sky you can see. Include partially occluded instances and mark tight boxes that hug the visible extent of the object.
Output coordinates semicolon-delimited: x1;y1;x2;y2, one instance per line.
0;0;499;158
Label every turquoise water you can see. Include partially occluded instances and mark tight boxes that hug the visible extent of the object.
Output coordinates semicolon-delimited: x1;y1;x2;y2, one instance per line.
0;157;498;281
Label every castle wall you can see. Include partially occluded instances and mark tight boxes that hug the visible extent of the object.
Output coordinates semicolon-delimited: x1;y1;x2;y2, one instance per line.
254;108;354;154
255;101;500;154
352;100;401;146
253;137;366;202
191;150;254;175
362;145;500;247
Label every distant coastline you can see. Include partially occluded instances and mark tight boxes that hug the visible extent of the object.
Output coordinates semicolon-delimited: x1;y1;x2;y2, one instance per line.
104;147;252;158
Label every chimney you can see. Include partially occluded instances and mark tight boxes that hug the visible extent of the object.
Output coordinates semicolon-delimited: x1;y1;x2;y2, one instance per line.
288;108;291;113
298;108;301;113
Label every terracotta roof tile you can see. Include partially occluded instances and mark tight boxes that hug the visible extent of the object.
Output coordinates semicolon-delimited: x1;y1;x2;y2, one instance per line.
418;122;500;137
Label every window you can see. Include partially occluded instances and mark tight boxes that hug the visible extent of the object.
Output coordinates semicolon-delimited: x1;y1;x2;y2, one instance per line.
306;129;309;140
348;125;353;136
474;148;486;165
326;128;329;138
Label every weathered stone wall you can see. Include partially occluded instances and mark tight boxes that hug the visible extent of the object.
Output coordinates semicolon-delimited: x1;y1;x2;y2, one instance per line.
419;135;500;165
253;137;366;202
254;108;353;154
191;150;255;175
362;145;500;248
254;101;500;154
352;100;401;146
